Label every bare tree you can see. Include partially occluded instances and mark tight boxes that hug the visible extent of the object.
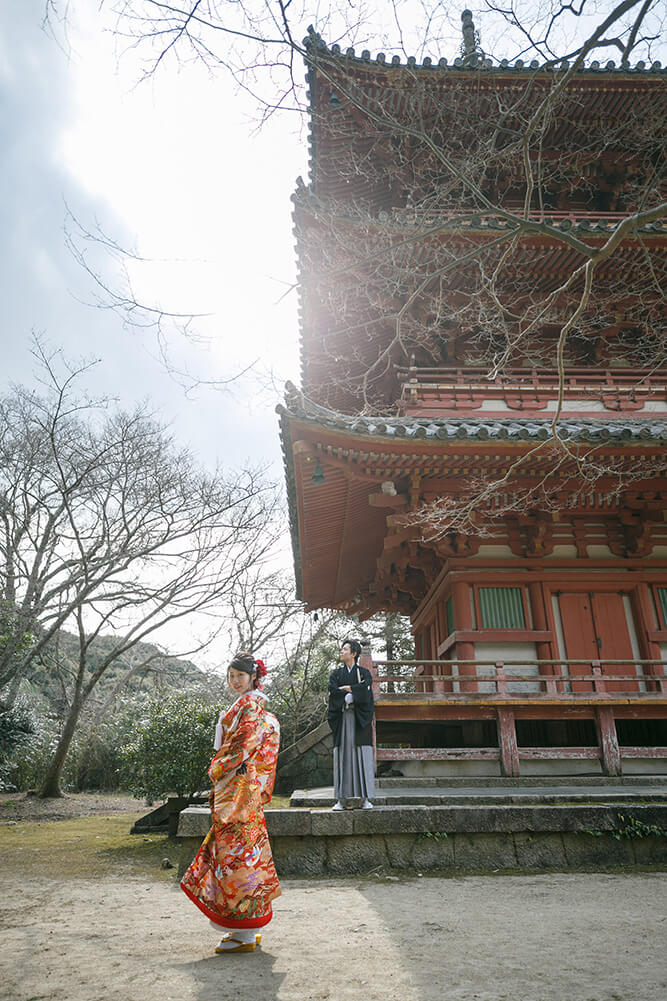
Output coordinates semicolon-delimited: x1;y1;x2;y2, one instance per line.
267;611;339;748
0;344;279;795
226;568;305;655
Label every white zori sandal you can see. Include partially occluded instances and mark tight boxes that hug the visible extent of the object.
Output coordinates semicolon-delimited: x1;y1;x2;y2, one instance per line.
215;930;262;953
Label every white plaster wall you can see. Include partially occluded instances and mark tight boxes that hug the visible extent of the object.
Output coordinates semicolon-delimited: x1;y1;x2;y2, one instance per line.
396;759;501;778
621;759;667;775
586;544;613;557
476;400;667;414
547;545;578;558
478;400;510;412
520;758;603;777
475;544;514;557
642;401;667;411
474;641;540;693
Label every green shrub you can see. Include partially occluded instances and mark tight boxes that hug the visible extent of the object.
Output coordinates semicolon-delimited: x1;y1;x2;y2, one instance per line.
8;712;66;791
0;699;36;790
8;704;135;793
67;715;133;792
119;693;222;800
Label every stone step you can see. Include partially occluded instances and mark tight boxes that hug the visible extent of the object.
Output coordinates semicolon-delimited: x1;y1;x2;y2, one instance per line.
291;784;667;808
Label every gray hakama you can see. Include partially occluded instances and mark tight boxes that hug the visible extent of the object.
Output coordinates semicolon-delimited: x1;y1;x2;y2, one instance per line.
333;704;375;802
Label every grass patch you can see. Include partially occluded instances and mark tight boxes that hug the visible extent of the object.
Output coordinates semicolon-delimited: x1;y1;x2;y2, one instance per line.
0;814;179;882
1;796;292;882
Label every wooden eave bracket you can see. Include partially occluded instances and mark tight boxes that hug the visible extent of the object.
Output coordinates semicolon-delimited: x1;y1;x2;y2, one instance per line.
383;525;419;550
368;492;408;507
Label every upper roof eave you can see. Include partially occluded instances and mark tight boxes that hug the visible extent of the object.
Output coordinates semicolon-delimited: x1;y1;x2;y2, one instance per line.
303;27;666;78
292;186;667;238
278;382;667;447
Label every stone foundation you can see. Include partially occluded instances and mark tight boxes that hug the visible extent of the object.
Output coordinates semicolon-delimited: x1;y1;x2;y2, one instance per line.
176;803;667;876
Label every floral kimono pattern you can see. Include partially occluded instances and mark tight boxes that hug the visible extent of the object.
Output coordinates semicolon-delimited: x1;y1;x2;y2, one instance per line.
180;692;281;929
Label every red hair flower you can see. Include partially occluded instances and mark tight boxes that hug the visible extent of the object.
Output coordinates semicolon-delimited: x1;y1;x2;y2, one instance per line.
254;658;267;689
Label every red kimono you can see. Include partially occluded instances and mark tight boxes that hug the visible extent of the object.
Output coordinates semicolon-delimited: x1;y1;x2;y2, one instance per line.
180;691;281;929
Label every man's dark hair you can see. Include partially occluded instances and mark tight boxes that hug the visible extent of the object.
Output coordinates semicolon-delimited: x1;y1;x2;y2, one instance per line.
343;638;362;658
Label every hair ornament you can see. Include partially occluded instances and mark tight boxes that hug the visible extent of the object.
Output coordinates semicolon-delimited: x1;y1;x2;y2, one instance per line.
254;658;267;689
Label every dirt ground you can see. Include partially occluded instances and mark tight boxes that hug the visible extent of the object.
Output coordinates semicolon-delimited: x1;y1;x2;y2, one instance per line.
1;794;666;1001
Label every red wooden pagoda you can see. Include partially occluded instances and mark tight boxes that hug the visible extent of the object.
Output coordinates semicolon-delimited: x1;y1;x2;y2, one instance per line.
279;13;667;778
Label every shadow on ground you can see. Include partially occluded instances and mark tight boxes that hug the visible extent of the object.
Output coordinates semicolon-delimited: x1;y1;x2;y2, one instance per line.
172;951;286;1001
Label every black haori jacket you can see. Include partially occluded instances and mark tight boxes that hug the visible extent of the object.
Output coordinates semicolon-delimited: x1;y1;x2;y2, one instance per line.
327;663;375;747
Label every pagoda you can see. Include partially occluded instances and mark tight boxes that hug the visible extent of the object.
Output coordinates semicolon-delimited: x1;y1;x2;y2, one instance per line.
278;12;667;778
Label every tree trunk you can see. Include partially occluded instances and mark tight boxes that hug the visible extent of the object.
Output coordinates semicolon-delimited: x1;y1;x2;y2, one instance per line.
38;698;84;798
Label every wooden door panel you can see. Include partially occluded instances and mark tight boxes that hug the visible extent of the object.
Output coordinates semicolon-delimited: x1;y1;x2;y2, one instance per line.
559;593;597;691
559;591;637;694
591;593;638;693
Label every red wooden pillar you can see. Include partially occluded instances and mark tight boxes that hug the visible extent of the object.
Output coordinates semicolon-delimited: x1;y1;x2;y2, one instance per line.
529;581;556;692
452;579;476;692
595;706;622;776
360;636;378;773
497;708;520;777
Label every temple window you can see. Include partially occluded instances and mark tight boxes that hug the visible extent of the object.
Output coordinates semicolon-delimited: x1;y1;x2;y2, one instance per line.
477;586;527;629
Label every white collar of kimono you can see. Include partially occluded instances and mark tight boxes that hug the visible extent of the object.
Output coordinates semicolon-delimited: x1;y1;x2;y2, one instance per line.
227;689;267;713
214;690;267;750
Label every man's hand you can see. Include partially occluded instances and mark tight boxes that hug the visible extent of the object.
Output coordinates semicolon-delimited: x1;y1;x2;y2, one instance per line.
338;685;352;692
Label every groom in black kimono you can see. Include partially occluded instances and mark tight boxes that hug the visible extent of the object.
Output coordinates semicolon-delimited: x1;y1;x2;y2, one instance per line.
327;638;375;810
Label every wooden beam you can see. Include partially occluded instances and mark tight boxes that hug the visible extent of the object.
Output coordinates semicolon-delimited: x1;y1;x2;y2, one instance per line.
368;493;409;508
376;748;500;761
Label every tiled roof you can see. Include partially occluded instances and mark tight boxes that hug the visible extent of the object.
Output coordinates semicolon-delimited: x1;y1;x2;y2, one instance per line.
304;27;665;75
278;382;667;445
292;184;666;237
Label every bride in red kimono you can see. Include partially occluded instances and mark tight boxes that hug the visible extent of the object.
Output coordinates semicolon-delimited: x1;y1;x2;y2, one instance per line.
180;652;281;953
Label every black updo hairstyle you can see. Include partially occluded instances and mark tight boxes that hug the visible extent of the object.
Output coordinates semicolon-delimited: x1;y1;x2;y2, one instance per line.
228;651;259;689
342;638;362;660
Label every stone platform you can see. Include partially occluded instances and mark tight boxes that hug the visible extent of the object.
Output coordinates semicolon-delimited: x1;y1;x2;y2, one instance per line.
176;777;667;876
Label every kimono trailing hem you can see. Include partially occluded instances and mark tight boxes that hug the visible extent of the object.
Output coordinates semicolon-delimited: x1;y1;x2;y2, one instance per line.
180;881;274;928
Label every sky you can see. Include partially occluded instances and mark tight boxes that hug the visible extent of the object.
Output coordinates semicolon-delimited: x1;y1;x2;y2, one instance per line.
0;0;305;480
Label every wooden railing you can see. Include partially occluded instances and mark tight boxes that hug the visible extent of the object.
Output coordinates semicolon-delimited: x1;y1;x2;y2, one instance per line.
370;659;667;777
396;366;667;392
396;366;667;415
392;208;642;226
372;659;667;700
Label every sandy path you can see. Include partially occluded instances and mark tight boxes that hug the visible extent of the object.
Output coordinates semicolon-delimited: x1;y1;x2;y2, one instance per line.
3;870;666;1001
